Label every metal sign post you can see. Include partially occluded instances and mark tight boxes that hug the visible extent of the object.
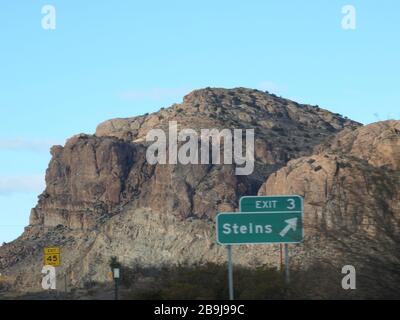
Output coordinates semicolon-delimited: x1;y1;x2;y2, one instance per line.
227;245;234;300
64;273;67;293
284;244;290;284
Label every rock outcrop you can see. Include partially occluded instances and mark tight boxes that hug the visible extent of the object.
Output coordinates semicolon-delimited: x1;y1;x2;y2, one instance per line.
318;120;400;170
29;88;359;230
30;135;148;229
260;121;400;229
260;152;400;233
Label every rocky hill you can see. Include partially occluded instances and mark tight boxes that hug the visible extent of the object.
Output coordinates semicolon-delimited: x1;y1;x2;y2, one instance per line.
30;88;358;230
259;120;400;297
2;88;398;297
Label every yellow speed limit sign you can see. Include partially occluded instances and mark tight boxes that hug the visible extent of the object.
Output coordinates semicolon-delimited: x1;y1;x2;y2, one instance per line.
43;247;61;267
107;271;113;281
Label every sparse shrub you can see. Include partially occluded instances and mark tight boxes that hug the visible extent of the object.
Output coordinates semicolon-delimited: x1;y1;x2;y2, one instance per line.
120;265;139;288
234;267;286;300
83;280;98;290
121;262;287;300
0;281;10;292
313;165;322;172
87;288;97;296
128;288;163;300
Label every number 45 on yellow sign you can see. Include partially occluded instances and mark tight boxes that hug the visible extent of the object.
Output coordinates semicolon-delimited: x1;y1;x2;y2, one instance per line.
43;247;61;267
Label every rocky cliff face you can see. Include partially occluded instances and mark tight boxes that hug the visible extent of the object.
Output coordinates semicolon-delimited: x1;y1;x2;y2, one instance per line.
7;87;398;294
30;88;359;231
261;121;400;230
30;136;150;229
260;150;400;233
318;120;400;170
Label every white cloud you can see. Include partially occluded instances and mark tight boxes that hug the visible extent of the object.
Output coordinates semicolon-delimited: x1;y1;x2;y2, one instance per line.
0;138;62;152
0;175;45;194
119;87;189;101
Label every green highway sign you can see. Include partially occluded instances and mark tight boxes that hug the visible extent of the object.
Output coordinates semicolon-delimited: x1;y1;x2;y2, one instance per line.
216;195;304;245
216;211;303;245
240;195;303;213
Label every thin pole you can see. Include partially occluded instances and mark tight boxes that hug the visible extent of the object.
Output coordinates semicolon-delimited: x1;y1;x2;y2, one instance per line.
279;244;283;271
64;273;67;294
227;245;234;300
284;244;290;284
115;278;119;300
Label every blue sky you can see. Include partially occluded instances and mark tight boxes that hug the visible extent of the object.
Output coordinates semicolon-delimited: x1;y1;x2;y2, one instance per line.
1;0;399;243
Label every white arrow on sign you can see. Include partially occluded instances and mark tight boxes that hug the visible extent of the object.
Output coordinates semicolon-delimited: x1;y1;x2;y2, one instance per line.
279;218;298;237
